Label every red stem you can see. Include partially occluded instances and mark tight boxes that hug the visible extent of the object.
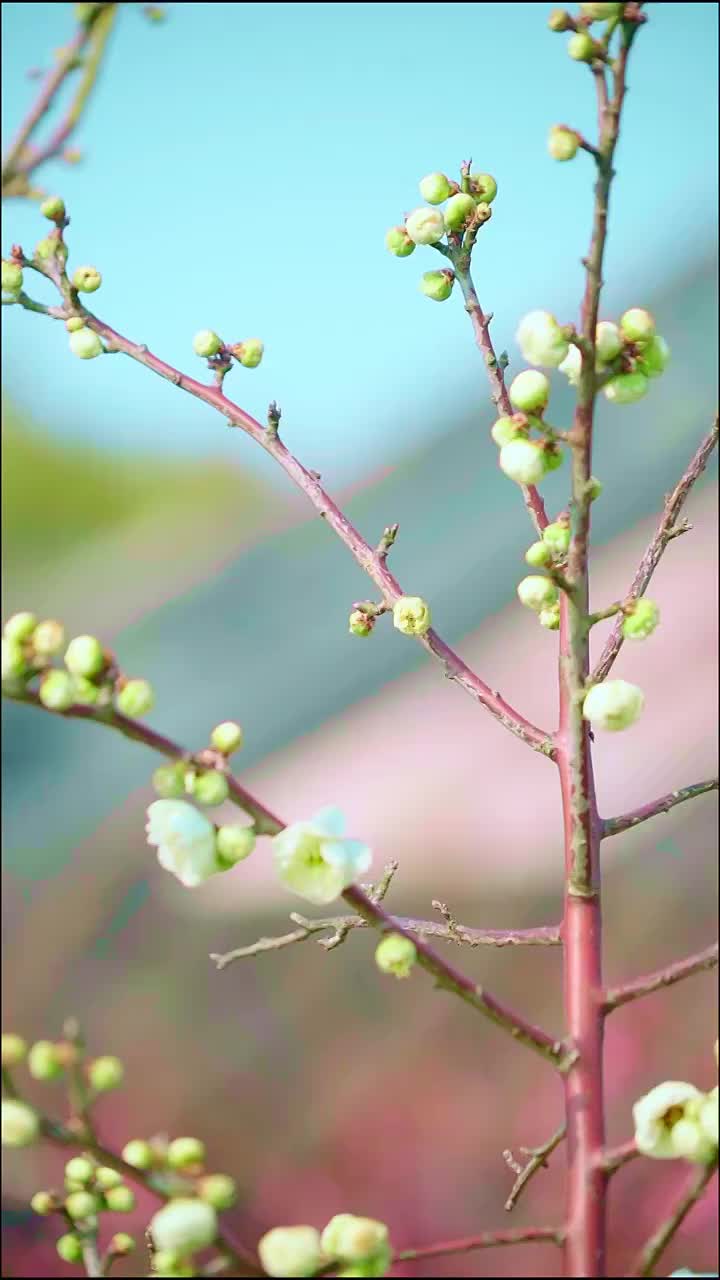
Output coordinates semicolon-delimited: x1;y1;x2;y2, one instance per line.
394;1224;563;1264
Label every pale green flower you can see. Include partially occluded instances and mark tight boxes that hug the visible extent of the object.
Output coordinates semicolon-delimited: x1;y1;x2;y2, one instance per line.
273;808;372;905
633;1082;704;1159
145;800;222;887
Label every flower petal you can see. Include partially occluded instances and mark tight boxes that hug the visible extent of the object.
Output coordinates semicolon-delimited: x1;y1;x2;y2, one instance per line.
311;806;346;837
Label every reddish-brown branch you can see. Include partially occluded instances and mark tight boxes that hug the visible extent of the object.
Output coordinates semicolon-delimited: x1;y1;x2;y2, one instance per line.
603;942;719;1014
629;1156;718;1277
595;1138;638;1176
602;778;718;838
393;1224;564;1264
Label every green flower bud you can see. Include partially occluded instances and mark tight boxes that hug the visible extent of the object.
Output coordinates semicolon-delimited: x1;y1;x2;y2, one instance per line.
65;634;105;677
193;330;223;357
116;678;155;718
499;439;546;486
72;265;102;292
69;327;103;359
39;670;75;711
548;8;573;31
40;195;66;221
375;933;416;979
57;1234;84;1264
619;307;655;344
65;315;85;332
104;1185;135;1213
32;619;65;656
1;637;26;680
539;604;561;631
2;259;23;294
258;1226;322;1278
189;770;229;807
542;443;564;473
418;172;452;204
31;1191;57;1215
603;372;649;405
586;474;603;501
580;2;622;18
152;764;186;798
469;172;498;204
35;236;62;261
65;1156;95;1185
490;416;526;448
622;598;660;640
516;311;569;368
151;1249;191;1278
109;1233;136;1256
517;575;558;612
547;126;580;161
595;320;622;365
210;720;244;754
2;1099;40;1147
404;207;445;245
167;1136;206;1169
443;192;476;231
509;369;550;413
121;1138;154;1169
542;521;571;556
198;1174;237;1210
28;1038;64;1079
582;679;644;731
419;269;454;301
150;1199;218;1256
233;339;264;368
71;675;101;705
95;1166;123;1189
216;825;256;867
384;226;415;258
349;609;374;637
525;540;552;568
4;611;37;641
638;335;670;378
65;1190;98;1220
88;1055;124;1091
568;32;597;61
392;596;431;637
1;1033;28;1065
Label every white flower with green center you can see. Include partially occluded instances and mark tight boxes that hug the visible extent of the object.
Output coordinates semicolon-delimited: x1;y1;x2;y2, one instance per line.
273;808;372;905
633;1081;704;1159
145;800;221;888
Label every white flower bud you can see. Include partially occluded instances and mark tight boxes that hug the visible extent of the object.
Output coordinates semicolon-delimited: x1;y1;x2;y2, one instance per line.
509;370;551;413
150;1199;218;1256
404;207;445;245
2;1099;40;1147
499;439;546;486
558;343;582;386
258;1226;322;1278
517;576;558;613
595;321;622;365
516;311;569;368
582;680;644;731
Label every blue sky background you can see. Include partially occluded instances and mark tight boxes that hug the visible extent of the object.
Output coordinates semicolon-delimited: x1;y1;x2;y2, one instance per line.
2;2;718;485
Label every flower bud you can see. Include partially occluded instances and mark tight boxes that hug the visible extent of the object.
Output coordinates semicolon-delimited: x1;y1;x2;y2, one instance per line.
193;330;223;357
321;1215;390;1266
65;1190;98;1220
4;611;37;642
104;1185;135;1212
233;339;264;368
65;634;105;677
153;764;186;798
418;172;452;204
469;172;497;204
69;327;103;359
443;192;475;231
420;269;454;301
509;369;550;413
40;195;66;221
198;1174;237;1210
392;596;431;637
499;438;546;486
404;207;445;245
35;236;62;261
525;540;552;568
31;1191;57;1215
595;320;622;364
71;674;103;705
31;619;65;656
568;32;597;61
622;598;659;641
580;2;622;18
491;416;526;448
216;825;256;867
258;1226;322;1278
150;1199;218;1255
2;259;23;294
539;604;561;630
210;721;243;754
121;1138;154;1169
586;475;603;501
65;315;85;332
95;1167;123;1190
39;670;75;711
516;311;569;368
151;1249;195;1277
116;678;154;718
542;520;571;556
582;679;644;731
109;1234;136;1256
517;576;558;612
558;343;582;386
349;609;374;637
2;1099;40;1147
547;126;580;161
1;1033;27;1065
1;638;25;680
65;1156;95;1185
88;1055;124;1091
167;1137;206;1170
72;265;102;293
604;372;649;405
620;307;655;344
188;770;229;807
548;8;573;31
542;443;564;473
28;1038;64;1079
57;1234;84;1264
375;933;416;979
384;226;415;258
638;335;670;378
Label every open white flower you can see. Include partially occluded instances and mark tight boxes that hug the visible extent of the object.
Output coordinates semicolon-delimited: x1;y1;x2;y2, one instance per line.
633;1082;704;1159
145;799;221;888
559;343;582;386
516;310;569;368
273;808;372;905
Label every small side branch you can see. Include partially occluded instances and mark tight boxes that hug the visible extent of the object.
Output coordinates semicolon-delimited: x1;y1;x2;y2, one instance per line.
504;1124;567;1211
603;942;719;1014
394;1225;564;1265
595;1139;638;1176
602;778;718;838
628;1155;718;1277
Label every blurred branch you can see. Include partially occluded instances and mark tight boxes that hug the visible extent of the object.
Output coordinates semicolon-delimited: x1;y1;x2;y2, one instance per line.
596;1138;638;1176
394;1224;564;1265
629;1154;718;1277
602;778;718;838
592;418;719;683
503;1124;566;1212
602;942;718;1014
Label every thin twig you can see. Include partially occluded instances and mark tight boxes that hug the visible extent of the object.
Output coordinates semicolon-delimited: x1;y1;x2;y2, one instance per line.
592;418;719;683
629;1155;718;1277
595;1138;638;1176
393;1225;564;1264
504;1124;567;1211
602;778;718;838
603;942;719;1013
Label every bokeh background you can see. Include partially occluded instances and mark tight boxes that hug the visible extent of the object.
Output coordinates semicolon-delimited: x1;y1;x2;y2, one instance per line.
2;2;718;1276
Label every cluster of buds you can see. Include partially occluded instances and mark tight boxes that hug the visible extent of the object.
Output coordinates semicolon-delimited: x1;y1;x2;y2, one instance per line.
192;329;264;370
556;309;670;406
1;611;155;718
349;596;432;640
517;515;572;631
489;404;563;489
259;1213;391;1278
633;1045;719;1165
548;4;625;61
385;166;497;298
